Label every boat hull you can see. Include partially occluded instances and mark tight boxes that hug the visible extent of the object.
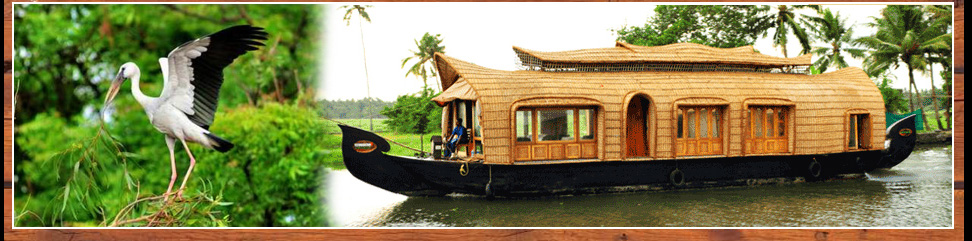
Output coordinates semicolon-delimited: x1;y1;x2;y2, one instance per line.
340;125;900;197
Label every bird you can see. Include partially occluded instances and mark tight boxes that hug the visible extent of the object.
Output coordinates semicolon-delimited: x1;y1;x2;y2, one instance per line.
103;25;268;201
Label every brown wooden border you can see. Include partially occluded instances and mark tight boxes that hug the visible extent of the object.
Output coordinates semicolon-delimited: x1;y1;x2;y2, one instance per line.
4;0;965;240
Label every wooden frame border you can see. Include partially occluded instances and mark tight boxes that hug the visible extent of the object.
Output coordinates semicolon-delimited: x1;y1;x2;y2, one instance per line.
4;1;964;240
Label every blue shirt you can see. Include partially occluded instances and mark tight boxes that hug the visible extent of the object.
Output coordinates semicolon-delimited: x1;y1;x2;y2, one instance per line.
451;126;465;141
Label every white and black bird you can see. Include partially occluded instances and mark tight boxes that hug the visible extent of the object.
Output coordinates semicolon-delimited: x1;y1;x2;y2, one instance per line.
104;25;267;201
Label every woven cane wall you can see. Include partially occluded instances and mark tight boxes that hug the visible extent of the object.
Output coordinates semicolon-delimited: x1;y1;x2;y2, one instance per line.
436;55;885;165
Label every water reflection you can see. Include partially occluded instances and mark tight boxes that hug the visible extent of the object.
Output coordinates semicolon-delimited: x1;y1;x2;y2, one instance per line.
326;145;953;227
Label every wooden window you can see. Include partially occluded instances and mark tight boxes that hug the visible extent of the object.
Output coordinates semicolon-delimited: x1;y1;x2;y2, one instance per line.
457;101;467;127
579;109;595;140
473;102;483;154
539;109;575;141
746;106;789;154
676;106;724;156
515;110;533;142
848;114;871;150
515;107;597;161
474;102;482;138
676;109;684;138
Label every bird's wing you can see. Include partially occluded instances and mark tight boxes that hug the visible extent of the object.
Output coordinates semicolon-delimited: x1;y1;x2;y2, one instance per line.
159;58;170;84
160;25;267;129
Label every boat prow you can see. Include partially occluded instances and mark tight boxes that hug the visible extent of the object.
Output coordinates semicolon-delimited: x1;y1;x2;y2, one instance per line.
339;124;474;196
877;114;918;169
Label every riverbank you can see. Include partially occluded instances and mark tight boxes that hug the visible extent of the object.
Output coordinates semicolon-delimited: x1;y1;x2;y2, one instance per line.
916;130;952;144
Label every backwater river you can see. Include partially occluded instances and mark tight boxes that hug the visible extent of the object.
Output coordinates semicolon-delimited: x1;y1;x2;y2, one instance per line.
324;144;953;227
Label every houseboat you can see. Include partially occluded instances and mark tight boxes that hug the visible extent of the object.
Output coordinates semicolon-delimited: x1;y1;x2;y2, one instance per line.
340;42;917;197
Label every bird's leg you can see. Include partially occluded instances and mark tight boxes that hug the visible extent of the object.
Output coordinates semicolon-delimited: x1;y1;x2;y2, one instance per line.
164;136;178;202
176;139;197;200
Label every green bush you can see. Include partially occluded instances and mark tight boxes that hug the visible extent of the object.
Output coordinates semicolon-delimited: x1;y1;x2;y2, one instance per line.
380;88;442;135
194;102;336;227
875;76;909;114
15;103;335;227
15;113;130;227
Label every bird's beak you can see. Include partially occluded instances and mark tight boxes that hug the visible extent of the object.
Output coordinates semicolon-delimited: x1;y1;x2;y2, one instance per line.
104;72;125;106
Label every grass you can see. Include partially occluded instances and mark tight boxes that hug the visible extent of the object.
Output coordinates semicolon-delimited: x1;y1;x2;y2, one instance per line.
330;118;392;133
918;109;952;133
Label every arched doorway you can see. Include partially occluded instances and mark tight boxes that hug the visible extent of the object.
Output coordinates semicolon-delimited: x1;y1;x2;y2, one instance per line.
626;95;650;157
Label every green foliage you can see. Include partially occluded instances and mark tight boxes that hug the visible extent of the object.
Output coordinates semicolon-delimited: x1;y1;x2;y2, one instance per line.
402;32;446;88
15;103;334;227
14;114;130;226
857;5;952;131
333;119;392;133
192;103;335;227
342;5;372;25
615;5;773;48
13;111;229;227
13;4;321;123
808;65;822;75
874;76;909;114
321;98;394;119
940;70;952;108
805;8;867;73
766;5;819;57
857;5;951;78
14;4;328;227
380;88;442;135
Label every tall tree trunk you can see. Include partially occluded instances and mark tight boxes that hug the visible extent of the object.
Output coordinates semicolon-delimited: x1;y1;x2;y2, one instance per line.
944;68;953;129
945;102;952;128
928;59;945;130
906;79;916;112
907;63;932;131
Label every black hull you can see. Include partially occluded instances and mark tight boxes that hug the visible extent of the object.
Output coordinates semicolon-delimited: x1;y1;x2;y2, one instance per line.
339;124;911;197
878;114;918;169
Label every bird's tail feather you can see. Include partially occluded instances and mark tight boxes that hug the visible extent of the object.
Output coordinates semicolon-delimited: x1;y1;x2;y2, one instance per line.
205;133;235;153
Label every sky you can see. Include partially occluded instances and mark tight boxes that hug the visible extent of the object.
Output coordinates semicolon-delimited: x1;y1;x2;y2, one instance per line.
317;3;951;101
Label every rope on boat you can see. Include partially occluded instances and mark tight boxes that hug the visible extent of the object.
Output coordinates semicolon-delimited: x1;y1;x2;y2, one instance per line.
322;117;430;156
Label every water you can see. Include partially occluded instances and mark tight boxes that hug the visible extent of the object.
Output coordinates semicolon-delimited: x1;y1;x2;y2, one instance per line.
325;145;954;227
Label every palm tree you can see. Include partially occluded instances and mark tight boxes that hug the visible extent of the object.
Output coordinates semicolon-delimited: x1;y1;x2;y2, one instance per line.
857;5;951;131
923;5;953;131
342;5;375;131
804;8;867;73
766;5;819;57
402;32;446;90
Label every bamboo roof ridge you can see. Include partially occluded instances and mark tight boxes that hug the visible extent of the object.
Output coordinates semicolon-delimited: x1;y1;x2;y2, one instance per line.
514;42;812;73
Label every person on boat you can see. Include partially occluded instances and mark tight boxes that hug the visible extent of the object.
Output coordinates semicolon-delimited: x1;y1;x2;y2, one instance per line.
444;118;466;158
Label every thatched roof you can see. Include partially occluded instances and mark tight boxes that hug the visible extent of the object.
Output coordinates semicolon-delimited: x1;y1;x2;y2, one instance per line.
432;77;478;106
436;42;813;91
514;42;811;70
